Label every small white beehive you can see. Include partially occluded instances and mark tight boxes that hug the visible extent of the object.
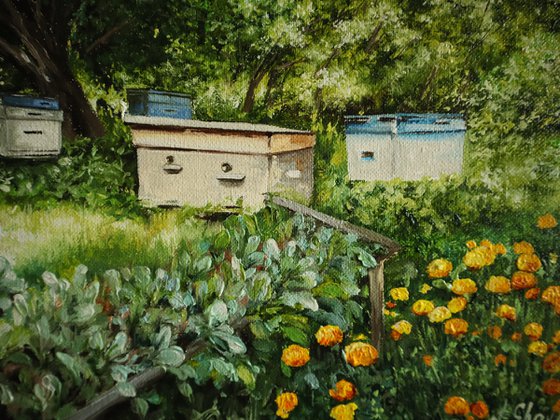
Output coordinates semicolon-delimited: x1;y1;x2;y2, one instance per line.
0;106;63;158
124;116;315;209
345;114;466;181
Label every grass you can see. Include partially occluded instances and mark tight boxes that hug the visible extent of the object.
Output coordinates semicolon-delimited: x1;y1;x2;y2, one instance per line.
0;204;221;282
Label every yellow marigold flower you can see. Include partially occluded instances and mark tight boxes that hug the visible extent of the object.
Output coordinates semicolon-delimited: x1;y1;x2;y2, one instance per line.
427;258;453;278
466;240;477;249
428;306;452;323
485;276;511;294
495;304;516;321
542;286;560;305
383;309;398;317
524;322;543;341
330;402;358;420
528;341;548;357
550;253;558;264
444;396;470;416
451;278;478;295
448;297;468;313
463;247;492;270
471;401;490;419
493;243;507;255
511;332;522;342
514;241;535;255
315;325;344;347
517;254;542;273
524;287;540;300
480;239;493;248
412;299;435;316
494;354;507;366
543;378;560;396
422;355;433;367
420;283;432;294
487;326;502;340
275;392;298;419
444;318;469;337
344;342;378;367
329;379;357;402
281;345;310;367
537;213;558;229
389;287;409;301
511;271;538;290
543;352;560;373
391;320;412;335
553;330;560;344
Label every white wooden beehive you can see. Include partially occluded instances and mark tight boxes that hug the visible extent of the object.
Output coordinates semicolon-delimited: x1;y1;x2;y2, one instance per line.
0;106;63;158
124;116;315;209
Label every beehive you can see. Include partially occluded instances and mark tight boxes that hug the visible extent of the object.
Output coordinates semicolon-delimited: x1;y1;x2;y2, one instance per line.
126;89;192;120
124;116;315;208
0;106;63;158
345;114;466;181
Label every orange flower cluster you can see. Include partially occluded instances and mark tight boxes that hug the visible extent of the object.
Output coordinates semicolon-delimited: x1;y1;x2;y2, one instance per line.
542;286;560;313
543;378;560;395
452;278;478;295
330;402;358;420
516;253;542;272
444;318;469;337
524;322;543;341
391;320;412;341
281;345;310;367
427;258;453;278
514;241;535;255
275;392;298;418
494;354;507;366
422;355;433;367
329;380;357;402
463;240;501;270
444;397;489;418
448;297;468;313
528;341;549;357
485;276;511;294
345;342;378;367
544;352;560;373
487;326;502;340
537;213;558;229
316;325;344;347
495;304;516;321
412;299;435;316
511;271;538;290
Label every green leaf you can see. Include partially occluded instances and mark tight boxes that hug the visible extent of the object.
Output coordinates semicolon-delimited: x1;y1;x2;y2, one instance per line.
244;235;261;256
237;364;256;390
116;382;137;398
195;256;213;273
212;331;247;354
132;398;149;418
89;332;105;350
73;304;97;324
213;230;231;251
313;281;348;299
42;271;59;290
304;372;320;389
111;365;133;382
154;326;172;350
177;381;193;400
1;270;26;294
280;362;292;378
205;300;229;326
0;297;12;311
357;249;377;268
56;352;81;383
156;346;185;367
0;384;14;405
107;332;128;359
248;272;272;302
432;280;451;290
73;265;88;289
168;364;197;381
281;326;309;346
263;239;280;260
281;291;319;311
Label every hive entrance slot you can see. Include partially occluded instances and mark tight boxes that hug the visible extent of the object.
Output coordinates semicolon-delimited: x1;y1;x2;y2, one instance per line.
361;151;375;161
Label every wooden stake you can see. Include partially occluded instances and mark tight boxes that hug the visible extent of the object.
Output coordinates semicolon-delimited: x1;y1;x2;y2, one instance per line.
368;260;385;353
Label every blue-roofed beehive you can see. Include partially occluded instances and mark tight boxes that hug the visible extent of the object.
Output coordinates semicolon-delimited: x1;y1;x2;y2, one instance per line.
344;114;466;181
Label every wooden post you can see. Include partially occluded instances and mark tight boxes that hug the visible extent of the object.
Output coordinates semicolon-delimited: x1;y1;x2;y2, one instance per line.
368;260;385;352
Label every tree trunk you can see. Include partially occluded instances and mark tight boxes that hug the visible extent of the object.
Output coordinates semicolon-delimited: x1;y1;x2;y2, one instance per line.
0;0;105;139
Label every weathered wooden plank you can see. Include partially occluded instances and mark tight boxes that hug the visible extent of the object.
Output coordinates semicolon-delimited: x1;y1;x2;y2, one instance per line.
368;262;385;352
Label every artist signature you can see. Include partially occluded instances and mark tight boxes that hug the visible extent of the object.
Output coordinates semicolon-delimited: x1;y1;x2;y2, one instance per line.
489;402;560;420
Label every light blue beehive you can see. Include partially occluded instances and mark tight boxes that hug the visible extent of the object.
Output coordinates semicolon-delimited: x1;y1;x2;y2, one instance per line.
344;114;466;181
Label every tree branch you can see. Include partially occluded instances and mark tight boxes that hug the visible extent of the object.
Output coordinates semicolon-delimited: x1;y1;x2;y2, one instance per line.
85;21;130;54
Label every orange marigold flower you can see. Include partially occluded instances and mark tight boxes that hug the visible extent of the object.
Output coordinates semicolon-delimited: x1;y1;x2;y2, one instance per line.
553;400;560;414
553;330;560;344
485;276;511;294
466;240;477;249
452;278;478;295
517;254;542;273
487;326;502;340
543;378;560;396
511;332;522;342
390;330;402;341
480;239;493;248
528;341;549;357
514;241;535;255
472;330;482;336
345;342;378;367
422;355;433;367
316;325;344;347
329;380;358;402
389;287;409;301
511;271;538;290
544;352;560;373
493;243;507;255
448;297;468;313
525;287;540;300
386;301;397;309
412;299;435;316
392;320;412;335
542;286;560;305
444;318;469;337
427;258;453;278
444;396;470;416
471;401;490;419
275;392;298;419
537;213;558;229
524;322;543;341
330;402;358;420
429;306;452;323
494;354;507;366
496;304;516;321
281;345;310;367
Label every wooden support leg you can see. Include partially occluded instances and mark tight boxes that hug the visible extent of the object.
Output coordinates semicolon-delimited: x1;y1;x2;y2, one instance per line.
368;260;385;353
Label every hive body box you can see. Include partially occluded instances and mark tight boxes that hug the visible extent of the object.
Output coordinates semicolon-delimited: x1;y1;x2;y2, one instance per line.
124;116;315;209
345;114;466;181
127;90;192;120
0;106;63;158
